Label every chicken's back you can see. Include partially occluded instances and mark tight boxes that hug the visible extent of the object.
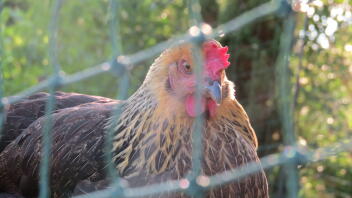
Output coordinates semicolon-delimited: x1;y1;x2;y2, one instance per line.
0;91;114;152
0;92;119;197
0;100;119;197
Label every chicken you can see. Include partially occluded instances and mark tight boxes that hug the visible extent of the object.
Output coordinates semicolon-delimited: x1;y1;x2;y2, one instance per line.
0;40;268;198
0;92;114;153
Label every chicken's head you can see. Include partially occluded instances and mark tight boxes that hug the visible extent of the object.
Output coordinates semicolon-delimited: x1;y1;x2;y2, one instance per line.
145;40;231;118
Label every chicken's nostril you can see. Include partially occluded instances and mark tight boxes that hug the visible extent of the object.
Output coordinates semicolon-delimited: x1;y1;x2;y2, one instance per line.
204;77;213;85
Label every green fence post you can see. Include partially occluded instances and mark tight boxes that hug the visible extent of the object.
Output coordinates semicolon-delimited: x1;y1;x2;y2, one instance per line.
275;1;299;198
39;0;64;197
0;0;4;136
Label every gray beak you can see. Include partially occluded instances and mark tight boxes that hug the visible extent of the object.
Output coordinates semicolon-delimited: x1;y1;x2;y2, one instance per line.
205;80;222;105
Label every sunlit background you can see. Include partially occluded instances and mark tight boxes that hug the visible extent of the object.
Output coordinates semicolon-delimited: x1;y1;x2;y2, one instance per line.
1;0;351;197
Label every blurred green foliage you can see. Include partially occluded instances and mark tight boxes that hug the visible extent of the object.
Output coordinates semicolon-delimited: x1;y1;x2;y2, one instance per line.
1;0;351;197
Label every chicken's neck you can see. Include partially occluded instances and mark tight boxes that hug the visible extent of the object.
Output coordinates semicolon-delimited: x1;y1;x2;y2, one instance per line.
110;85;194;179
109;81;257;185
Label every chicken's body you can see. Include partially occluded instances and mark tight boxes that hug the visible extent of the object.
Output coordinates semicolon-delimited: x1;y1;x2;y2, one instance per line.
0;40;268;198
0;92;114;153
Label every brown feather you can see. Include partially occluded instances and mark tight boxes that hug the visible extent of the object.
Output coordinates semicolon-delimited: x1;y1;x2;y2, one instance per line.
0;41;268;198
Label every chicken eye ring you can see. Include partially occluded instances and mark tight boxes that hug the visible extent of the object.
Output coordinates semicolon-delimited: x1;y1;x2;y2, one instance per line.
178;59;193;75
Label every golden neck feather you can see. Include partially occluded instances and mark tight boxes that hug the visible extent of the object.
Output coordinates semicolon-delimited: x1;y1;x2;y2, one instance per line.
109;78;257;180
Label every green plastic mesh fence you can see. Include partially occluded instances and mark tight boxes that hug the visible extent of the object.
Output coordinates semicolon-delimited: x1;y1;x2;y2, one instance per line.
0;0;351;198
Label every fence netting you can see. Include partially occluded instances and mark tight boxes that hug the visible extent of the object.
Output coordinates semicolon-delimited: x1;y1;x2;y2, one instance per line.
0;0;351;198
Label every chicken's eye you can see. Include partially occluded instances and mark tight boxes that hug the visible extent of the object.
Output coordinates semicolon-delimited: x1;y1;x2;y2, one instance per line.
179;60;192;75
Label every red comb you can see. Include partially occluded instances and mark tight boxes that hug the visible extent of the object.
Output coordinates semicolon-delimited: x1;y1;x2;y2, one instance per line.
203;40;230;80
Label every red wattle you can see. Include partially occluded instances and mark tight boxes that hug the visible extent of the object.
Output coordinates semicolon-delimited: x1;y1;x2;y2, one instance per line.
207;99;217;118
185;95;206;117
